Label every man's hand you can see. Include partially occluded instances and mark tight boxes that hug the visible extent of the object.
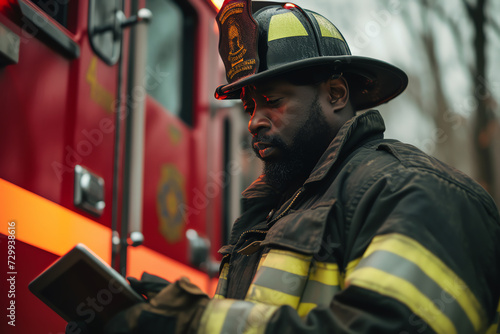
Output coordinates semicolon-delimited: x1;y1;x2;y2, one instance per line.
102;277;209;334
65;277;209;334
127;272;170;300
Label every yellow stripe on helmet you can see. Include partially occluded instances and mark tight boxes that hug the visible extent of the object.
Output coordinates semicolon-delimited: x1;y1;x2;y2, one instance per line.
268;12;308;42
312;13;344;41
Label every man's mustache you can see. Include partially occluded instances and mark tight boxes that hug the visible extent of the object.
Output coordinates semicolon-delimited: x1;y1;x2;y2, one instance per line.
251;134;285;148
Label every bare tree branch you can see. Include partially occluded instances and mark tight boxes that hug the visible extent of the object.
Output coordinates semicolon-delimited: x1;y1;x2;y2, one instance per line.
487;14;500;36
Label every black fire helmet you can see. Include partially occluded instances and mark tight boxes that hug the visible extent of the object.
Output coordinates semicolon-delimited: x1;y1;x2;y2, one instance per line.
214;0;408;111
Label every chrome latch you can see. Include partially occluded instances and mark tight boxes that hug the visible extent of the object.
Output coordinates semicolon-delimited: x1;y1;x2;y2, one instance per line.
186;229;220;277
74;165;105;216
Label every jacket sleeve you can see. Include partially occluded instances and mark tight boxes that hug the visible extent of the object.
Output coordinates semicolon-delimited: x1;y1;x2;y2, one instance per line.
335;163;500;334
195;166;500;334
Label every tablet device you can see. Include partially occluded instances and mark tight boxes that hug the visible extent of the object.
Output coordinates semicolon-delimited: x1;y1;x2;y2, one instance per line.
29;243;145;330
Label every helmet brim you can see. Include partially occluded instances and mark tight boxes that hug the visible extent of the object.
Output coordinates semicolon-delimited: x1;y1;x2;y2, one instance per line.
215;55;408;111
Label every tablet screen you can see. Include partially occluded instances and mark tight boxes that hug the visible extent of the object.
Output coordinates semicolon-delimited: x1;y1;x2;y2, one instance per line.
29;244;145;330
41;259;139;328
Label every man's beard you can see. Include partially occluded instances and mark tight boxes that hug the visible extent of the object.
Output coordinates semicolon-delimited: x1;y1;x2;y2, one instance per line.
252;96;333;191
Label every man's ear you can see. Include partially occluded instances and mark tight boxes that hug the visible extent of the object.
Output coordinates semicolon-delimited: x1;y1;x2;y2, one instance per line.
327;76;349;111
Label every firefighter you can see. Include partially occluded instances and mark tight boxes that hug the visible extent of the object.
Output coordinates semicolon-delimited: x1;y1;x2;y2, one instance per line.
70;1;500;333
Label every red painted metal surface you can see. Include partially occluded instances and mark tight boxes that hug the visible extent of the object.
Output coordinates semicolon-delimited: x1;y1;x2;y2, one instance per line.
0;0;225;331
140;0;224;264
0;238;66;333
0;0;125;228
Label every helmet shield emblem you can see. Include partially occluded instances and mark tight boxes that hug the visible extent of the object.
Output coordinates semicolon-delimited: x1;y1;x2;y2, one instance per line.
217;0;260;84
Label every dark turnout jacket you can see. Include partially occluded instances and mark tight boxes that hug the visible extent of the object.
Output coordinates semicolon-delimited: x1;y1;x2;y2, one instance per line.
196;110;500;334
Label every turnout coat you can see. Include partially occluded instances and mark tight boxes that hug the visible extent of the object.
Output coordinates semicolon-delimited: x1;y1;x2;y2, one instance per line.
197;110;500;334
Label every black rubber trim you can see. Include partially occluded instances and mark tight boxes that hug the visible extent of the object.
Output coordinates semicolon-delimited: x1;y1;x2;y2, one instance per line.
17;0;80;59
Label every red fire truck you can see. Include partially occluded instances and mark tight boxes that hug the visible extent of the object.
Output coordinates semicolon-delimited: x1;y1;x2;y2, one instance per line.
0;0;259;332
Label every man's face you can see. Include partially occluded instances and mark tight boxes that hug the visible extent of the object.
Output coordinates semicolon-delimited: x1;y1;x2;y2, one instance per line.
241;79;338;190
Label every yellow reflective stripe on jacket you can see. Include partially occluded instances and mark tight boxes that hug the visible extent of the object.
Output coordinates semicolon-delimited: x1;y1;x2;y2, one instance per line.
346;233;488;334
339;258;361;289
246;249;344;317
261;249;311;275
345;258;361;278
298;261;341;317
245;249;311;308
485;300;500;334
247;283;302;308
198;299;279;334
350;266;458;333
214;263;230;299
256;251;268;273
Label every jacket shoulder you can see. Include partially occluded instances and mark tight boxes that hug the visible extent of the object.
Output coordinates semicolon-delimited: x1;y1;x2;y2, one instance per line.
379;140;497;215
342;139;499;219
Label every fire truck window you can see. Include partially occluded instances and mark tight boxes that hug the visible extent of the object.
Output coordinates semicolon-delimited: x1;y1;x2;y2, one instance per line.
30;0;70;29
145;0;195;125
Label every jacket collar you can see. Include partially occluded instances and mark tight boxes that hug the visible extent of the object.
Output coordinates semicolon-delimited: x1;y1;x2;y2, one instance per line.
258;110;387;255
305;109;386;186
221;176;279;248
222;110;386;251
